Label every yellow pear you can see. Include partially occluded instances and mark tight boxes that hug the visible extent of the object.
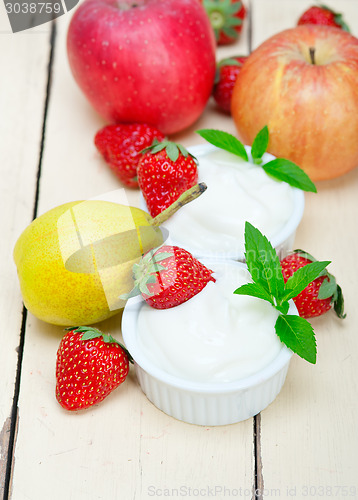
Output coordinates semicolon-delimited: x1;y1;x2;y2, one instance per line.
13;184;206;326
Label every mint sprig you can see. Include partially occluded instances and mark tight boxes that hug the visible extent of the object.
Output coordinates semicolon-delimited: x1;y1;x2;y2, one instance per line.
234;222;331;363
196;129;248;162
196;126;317;193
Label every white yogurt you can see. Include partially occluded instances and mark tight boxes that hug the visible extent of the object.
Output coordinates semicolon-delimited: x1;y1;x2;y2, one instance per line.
161;146;297;259
136;261;283;384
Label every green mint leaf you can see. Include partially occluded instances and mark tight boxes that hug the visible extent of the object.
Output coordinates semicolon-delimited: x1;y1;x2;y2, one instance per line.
233;282;274;306
251;125;269;163
275;314;317;364
282;261;331;302
262;158;317;192
196;129;249;162
244;221;285;303
276;300;290;315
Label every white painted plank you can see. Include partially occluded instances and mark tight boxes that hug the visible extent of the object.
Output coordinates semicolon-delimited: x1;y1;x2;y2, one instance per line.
251;0;358;49
250;0;358;496
0;6;52;496
10;8;254;500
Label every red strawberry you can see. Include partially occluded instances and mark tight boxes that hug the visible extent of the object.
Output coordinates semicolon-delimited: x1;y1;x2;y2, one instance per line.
123;245;215;309
280;250;345;319
203;0;246;45
297;5;350;31
56;326;132;411
137;140;198;218
94;123;165;188
213;56;247;113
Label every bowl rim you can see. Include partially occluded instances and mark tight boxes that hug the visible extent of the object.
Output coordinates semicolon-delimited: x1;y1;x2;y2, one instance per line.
122;259;295;395
140;143;305;260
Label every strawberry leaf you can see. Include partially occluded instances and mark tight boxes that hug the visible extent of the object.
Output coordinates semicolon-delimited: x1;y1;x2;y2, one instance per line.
71;326;102;340
275;314;317;364
119;285;141;300
317;275;337;300
334;285;346;319
334;13;350;32
251;125;269;164
150;252;173;263
218;57;243;68
148;263;166;274
165;142;180;162
139;281;151;296
196;129;248;162
262;159;317;192
282;260;331;302
292;249;317;262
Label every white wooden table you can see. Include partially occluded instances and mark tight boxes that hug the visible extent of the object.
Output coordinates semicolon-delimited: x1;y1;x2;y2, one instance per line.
1;1;358;498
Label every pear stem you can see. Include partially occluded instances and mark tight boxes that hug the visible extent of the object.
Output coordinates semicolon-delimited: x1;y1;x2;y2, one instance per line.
309;47;315;65
149;183;207;227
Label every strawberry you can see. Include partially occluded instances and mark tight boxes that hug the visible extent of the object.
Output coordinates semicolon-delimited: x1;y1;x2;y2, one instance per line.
94;123;165;188
56;326;132;411
212;56;247;113
137;140;198;218
203;0;246;45
122;245;215;309
297;5;350;32
280;250;345;319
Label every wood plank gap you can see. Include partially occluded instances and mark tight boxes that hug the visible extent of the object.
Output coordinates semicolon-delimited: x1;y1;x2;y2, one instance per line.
2;308;27;500
247;0;253;53
31;21;57;222
1;22;57;500
253;413;264;500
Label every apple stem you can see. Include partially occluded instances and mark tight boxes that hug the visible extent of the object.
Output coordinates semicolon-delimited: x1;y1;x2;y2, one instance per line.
149;183;207;227
309;47;315;65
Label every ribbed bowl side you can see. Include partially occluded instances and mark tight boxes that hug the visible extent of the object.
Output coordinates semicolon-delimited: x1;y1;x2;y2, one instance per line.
134;361;291;426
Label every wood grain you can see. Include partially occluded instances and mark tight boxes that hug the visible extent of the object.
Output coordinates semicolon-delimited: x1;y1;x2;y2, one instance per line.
0;8;52;497
2;0;358;498
8;9;254;500
251;1;358;497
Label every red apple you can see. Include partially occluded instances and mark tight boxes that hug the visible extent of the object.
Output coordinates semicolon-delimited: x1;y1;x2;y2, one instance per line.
231;25;358;181
67;0;216;135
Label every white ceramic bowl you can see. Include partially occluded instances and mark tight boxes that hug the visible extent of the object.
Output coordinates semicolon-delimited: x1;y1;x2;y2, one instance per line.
140;144;305;262
122;260;295;426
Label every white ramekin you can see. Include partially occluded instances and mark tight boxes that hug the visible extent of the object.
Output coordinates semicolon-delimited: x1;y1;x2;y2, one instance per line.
140;144;305;262
122;260;295;426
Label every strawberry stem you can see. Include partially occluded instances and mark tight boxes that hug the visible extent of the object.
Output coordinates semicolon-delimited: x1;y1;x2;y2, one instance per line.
149;183;207;227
